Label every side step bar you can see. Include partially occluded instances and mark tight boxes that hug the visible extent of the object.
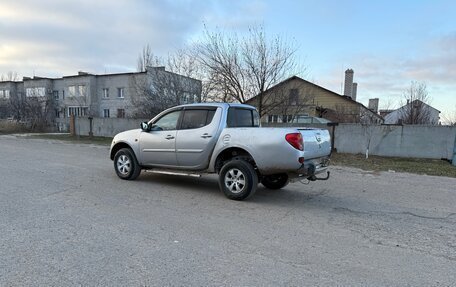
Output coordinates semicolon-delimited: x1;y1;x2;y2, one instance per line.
144;170;202;178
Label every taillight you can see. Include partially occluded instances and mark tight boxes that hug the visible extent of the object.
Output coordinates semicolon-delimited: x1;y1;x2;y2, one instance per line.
285;133;304;151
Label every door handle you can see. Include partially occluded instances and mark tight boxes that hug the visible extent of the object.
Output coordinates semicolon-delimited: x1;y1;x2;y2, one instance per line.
165;135;175;140
201;133;212;138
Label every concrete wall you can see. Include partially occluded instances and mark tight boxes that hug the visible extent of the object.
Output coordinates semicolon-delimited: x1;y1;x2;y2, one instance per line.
335;124;456;159
56;117;148;137
74;117;150;137
61;118;456;160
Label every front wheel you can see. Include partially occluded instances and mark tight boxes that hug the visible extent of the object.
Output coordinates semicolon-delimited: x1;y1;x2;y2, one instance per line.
219;159;258;200
261;174;289;189
114;148;141;180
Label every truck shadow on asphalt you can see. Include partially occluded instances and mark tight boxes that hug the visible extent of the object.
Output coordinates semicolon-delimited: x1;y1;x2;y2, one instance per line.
136;172;331;205
129;173;456;226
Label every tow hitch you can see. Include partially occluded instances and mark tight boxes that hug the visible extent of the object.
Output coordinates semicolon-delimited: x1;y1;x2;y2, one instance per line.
307;171;330;181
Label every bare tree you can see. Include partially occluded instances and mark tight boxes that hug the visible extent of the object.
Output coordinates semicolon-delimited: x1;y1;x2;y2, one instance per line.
23;88;55;131
131;45;203;118
360;107;383;124
194;25;302;115
249;79;315;122
137;44;162;72
379;96;396;112
360;112;383;159
441;106;456;126
130;66;202;118
6;93;25;121
398;81;433;124
322;104;360;123
167;49;216;102
0;72;19;118
0;71;19;82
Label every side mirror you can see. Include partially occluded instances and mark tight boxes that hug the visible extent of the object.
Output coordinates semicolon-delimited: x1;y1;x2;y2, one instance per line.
140;122;150;132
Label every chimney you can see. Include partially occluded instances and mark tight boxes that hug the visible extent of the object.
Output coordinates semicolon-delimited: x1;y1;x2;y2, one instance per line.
368;98;379;113
344;69;354;98
352;82;358;101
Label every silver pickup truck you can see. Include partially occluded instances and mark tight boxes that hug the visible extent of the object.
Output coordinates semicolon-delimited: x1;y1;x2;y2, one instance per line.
110;103;331;200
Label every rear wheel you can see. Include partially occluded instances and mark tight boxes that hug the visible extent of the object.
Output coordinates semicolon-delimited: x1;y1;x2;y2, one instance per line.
261;173;289;189
114;148;141;180
219;159;258;200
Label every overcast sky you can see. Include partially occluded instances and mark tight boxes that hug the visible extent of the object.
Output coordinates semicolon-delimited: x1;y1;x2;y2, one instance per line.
0;0;455;119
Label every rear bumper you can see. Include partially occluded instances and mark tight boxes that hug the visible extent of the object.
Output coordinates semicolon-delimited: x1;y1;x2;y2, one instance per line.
296;157;330;177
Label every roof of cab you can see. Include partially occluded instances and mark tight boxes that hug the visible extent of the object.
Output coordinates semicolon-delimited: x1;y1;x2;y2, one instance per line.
176;102;256;110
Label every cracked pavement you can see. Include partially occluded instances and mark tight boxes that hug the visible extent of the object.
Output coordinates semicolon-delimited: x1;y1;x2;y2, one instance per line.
1;135;455;286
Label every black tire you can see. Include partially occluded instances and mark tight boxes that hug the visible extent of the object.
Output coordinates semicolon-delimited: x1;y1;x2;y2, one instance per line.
114;148;141;180
261;174;289;189
218;159;258;200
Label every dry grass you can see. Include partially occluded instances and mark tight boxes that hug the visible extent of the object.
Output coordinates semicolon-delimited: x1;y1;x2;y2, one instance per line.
331;152;456;178
0;120;28;134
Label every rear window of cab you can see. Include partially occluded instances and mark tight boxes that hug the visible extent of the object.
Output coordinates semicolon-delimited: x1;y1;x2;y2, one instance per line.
227;108;260;128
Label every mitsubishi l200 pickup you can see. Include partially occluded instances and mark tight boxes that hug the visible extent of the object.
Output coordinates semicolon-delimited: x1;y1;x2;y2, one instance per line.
110;103;331;200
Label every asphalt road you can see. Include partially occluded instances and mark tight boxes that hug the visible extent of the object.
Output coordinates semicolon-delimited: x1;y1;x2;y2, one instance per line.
1;135;455;286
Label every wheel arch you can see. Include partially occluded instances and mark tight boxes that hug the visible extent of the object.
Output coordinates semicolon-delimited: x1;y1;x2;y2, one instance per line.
213;147;258;174
110;142;133;160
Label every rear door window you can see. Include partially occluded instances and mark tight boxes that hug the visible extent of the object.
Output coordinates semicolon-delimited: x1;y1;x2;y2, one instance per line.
180;109;216;130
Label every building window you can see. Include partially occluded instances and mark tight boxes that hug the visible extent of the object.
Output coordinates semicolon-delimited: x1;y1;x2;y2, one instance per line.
180;93;200;104
0;90;10;99
55;109;61;118
289;89;299;105
103;109;110;118
282;115;293;123
103;88;109;98
117;88;124;98
268;115;279;123
68;86;76;97
117;109;125;118
62;90;65;100
53;90;59;101
295;114;310;123
68;106;89;117
180;94;190;104
78;85;87;97
26;87;46;97
68;85;86;97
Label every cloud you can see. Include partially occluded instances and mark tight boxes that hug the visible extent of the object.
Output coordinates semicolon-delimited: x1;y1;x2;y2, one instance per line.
0;0;266;78
202;0;266;30
401;32;456;83
316;32;456;112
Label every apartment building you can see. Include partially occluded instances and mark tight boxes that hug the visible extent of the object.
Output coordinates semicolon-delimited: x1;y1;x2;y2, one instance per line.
0;66;202;120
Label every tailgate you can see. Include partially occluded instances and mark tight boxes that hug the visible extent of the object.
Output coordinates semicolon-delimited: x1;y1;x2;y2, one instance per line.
299;128;331;159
